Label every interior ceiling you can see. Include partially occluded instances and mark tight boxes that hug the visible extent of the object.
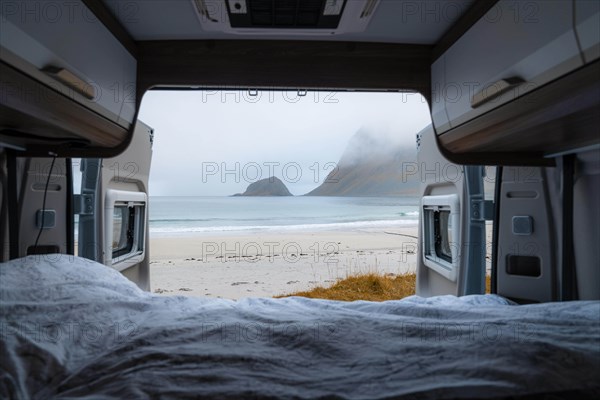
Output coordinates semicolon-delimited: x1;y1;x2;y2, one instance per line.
103;0;474;44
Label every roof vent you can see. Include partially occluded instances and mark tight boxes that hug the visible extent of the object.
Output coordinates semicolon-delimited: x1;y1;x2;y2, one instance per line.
192;0;380;35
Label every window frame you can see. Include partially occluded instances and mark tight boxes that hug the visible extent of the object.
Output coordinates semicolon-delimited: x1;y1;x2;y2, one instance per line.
112;205;135;258
104;190;147;271
422;194;460;282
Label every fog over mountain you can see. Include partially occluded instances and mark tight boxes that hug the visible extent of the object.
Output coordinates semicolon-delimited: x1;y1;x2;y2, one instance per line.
306;128;419;197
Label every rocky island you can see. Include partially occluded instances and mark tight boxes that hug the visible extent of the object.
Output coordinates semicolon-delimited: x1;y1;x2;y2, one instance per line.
233;176;293;196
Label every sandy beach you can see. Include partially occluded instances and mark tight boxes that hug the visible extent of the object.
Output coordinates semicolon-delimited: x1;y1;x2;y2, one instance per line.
149;225;420;299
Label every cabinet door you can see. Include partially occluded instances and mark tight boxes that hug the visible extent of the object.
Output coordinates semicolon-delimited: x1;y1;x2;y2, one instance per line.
435;0;582;134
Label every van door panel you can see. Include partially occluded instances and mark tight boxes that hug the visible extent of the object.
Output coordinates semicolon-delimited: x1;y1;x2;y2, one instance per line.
495;167;556;303
78;121;153;290
17;157;71;257
416;125;487;296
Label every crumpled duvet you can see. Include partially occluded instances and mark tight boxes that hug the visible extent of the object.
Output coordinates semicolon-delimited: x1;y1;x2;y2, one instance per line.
1;255;599;399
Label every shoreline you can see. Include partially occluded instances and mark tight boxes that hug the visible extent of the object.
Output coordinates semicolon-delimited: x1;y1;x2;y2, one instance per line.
149;225;419;300
147;218;419;237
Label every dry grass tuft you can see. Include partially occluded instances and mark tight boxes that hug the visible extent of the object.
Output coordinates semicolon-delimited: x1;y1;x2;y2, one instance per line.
277;272;416;302
277;273;492;302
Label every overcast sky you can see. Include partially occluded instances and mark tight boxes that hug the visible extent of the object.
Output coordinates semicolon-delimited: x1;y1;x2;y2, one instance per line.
137;90;431;196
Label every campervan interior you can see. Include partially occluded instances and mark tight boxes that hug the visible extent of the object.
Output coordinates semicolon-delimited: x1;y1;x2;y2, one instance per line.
1;0;599;398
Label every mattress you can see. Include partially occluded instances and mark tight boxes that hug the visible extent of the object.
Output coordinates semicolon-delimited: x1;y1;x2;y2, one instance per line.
1;255;599;399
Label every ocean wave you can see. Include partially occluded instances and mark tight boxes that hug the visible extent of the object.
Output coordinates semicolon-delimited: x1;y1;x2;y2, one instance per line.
399;211;419;217
150;218;225;223
149;219;418;234
149;216;350;223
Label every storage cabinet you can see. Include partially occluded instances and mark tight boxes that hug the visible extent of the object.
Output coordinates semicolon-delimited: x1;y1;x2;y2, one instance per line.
433;0;585;134
0;2;136;129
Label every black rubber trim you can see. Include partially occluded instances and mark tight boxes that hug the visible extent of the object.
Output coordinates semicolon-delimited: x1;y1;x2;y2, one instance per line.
561;154;577;300
490;166;502;294
66;158;74;255
7;152;19;259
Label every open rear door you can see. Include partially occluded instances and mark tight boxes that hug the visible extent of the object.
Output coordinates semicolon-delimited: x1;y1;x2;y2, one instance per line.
78;121;153;290
415;125;490;296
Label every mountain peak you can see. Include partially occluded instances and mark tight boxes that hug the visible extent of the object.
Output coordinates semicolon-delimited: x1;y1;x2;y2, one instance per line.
306;129;418;197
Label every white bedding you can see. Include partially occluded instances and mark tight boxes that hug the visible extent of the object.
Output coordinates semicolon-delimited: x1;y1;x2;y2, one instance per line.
1;255;599;399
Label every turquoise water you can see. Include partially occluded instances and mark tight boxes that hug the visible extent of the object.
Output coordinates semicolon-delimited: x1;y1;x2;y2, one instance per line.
149;196;419;235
